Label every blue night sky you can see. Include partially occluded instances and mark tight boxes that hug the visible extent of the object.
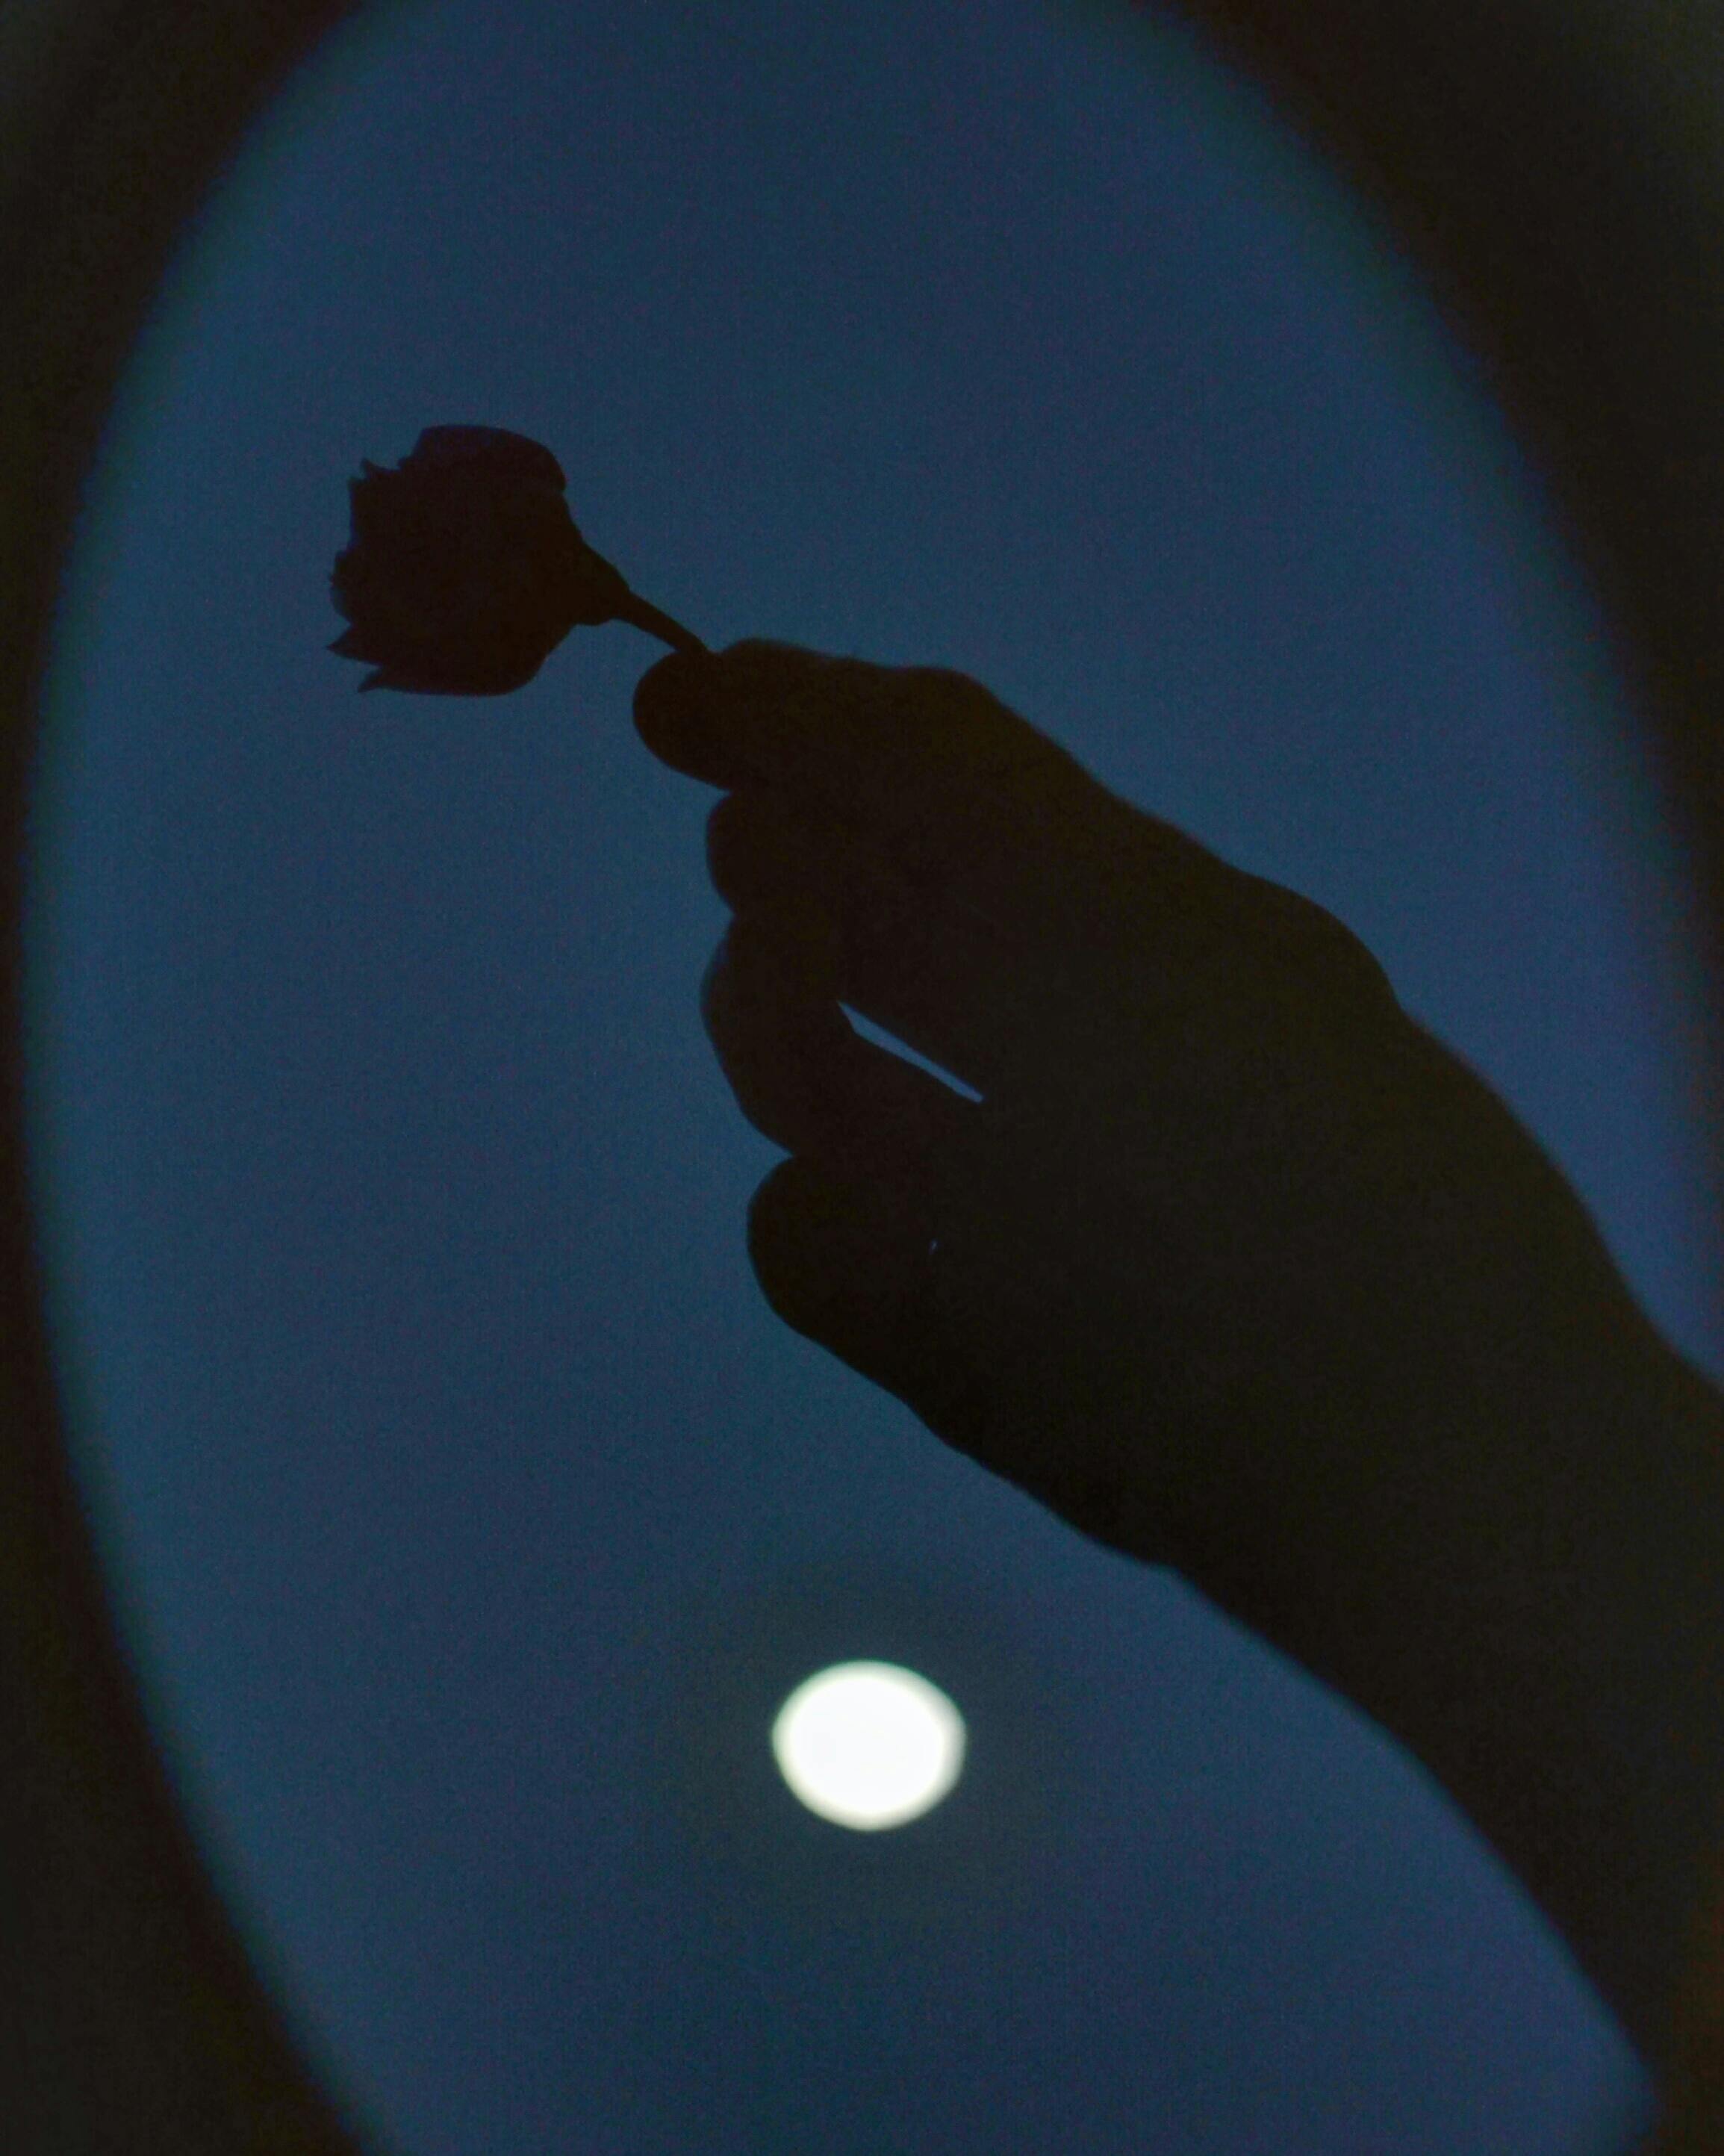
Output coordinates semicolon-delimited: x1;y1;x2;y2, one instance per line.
21;2;1721;2151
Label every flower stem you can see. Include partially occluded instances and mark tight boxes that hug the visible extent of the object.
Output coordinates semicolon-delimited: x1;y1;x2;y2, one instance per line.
614;589;708;656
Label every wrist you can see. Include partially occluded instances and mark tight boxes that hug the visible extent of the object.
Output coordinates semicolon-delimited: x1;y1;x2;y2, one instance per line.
1275;1325;1724;2071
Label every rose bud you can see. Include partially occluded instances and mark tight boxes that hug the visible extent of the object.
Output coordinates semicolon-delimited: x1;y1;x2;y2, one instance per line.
329;424;703;695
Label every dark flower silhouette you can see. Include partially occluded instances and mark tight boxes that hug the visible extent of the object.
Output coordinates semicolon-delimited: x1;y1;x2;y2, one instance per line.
329;424;704;695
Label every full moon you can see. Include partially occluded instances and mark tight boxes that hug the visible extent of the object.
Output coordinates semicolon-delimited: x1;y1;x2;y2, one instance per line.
771;1661;966;1830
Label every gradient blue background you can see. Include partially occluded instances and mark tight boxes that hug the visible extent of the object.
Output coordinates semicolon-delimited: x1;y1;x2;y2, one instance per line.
21;1;1722;2149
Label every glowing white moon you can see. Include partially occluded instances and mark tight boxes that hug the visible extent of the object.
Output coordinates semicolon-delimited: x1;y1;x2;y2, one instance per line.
771;1661;966;1830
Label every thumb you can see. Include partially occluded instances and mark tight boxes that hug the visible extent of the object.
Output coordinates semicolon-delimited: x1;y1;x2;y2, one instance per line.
747;1158;983;1441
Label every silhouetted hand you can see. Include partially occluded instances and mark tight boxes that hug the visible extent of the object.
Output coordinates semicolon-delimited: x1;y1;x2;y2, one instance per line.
635;639;1724;2073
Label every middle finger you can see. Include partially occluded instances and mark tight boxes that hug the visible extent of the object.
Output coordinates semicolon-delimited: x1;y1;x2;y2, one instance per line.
706;784;1068;1098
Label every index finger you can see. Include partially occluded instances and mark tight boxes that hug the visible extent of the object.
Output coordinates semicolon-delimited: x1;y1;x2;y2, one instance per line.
633;640;1225;951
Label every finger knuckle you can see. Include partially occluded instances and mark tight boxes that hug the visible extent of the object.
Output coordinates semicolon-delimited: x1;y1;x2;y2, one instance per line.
703;791;755;899
698;932;740;1048
1257;888;1396;1010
